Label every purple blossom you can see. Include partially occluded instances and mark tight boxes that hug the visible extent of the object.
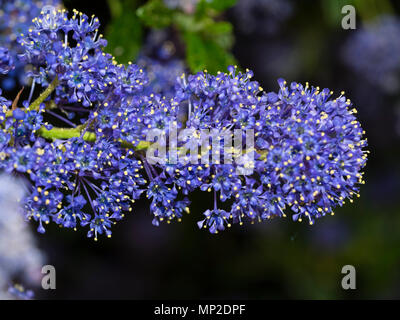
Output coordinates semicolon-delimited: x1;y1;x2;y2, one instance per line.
0;7;368;238
0;47;14;74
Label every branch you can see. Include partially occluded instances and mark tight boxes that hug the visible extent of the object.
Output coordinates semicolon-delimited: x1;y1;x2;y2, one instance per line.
36;126;151;151
37;126;96;141
6;76;59;117
28;76;59;111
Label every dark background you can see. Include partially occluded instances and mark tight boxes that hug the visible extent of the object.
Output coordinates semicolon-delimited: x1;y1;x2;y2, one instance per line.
31;0;400;299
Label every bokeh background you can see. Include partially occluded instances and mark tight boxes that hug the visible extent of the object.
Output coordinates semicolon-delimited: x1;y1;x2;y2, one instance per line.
2;0;400;299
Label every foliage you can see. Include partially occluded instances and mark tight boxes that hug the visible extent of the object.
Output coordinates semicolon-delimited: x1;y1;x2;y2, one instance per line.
136;0;238;73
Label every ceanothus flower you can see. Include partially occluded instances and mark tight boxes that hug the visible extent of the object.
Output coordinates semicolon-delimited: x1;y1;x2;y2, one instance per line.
20;137;146;239
0;47;14;74
174;67;367;232
54;195;88;229
8;284;34;300
0;6;368;239
138;56;186;98
97;93;178;148
176;65;265;131
200;165;242;202
17;8;110;106
197;208;230;234
256;79;368;225
0;0;61;89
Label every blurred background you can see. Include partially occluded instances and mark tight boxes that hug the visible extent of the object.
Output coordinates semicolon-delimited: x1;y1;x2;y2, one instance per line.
1;0;400;299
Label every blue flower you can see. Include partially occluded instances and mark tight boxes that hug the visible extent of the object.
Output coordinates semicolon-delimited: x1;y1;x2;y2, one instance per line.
0;0;61;88
197;209;230;234
0;6;368;238
8;284;34;300
0;47;14;74
54;195;89;229
87;214;114;241
258;79;368;225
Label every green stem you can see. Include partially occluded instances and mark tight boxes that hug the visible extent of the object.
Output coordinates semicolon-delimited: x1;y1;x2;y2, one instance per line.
35;126;265;159
4;75;150;152
8;75;263;157
37;126;96;141
37;126;151;151
29;76;59;111
5;76;59;117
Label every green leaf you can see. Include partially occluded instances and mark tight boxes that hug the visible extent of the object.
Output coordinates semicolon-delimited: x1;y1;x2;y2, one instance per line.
183;31;237;74
353;0;393;21
173;13;235;50
105;9;143;63
173;12;210;33
107;0;123;18
136;0;173;28
203;21;234;50
198;0;237;12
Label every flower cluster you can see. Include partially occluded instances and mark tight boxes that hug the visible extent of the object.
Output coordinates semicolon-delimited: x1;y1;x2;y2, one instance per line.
0;8;368;239
258;80;367;224
17;8;110;106
172;68;368;232
138;30;186;98
0;0;61;89
176;65;265;131
21;138;147;240
139;56;185;98
0;47;14;74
